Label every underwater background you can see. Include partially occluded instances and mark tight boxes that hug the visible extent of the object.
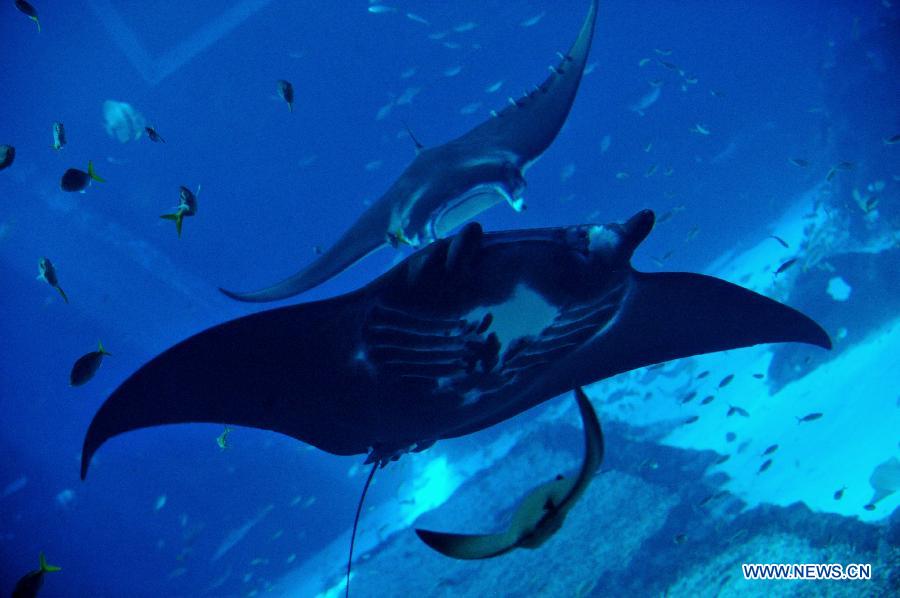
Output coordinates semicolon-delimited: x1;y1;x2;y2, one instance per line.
1;1;898;596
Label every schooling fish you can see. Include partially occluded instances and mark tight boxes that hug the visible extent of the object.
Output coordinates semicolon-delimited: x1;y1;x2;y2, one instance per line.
762;444;778;456
718;374;734;389
15;0;41;32
60;161;105;192
883;134;900;145
774;258;797;276
833;486;846;500
0;144;15;170
51;122;66;151
277;79;294;112
768;235;789;249
12;553;60;598
145;126;165;143
70;341;112;387
36;257;67;303
727;405;749;417
757;459;772;474
415;386;603;560
796;412;823;423
160;185;200;238
220;0;601;302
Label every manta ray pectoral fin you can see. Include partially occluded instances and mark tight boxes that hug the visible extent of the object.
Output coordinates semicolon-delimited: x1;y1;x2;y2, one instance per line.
415;529;517;560
80;295;367;480
597;272;831;377
220;210;388;302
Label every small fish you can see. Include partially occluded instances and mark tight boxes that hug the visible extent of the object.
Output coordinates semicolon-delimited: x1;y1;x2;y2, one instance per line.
70;341;111;387
883;134;900;145
51;122;66;151
685;226;700;242
835;161;855;171
154;494;167;511
718;374;734;389
406;12;429;25
768;235;789;249
12;553;61;598
145;126;165;143
774;258;798;276
825;167;837;182
0;144;15;170
638;58;651;67
752;373;765;379
485;80;503;94
643;141;653;152
690;123;710;135
367;5;396;13
727;405;749;417
714;454;730;465
658;59;679;70
36;257;67;303
682;75;698;85
615;171;630;180
520;11;545;27
833;486;846;500
673;533;687;544
700;395;715;405
60;161;105;192
160;185;200;238
684;415;700;425
863;503;876;511
710;89;725;98
796;412;823;423
654;48;673;56
696;370;709;379
277;80;294;112
757;459;772;474
788;158;809;168
453;21;477;33
217;426;231;450
762;444;778;456
681;391;697;404
644;163;658;177
15;0;41;32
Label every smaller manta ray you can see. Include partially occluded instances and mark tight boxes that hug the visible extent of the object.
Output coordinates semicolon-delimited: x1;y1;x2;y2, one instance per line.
416;386;603;559
220;0;600;302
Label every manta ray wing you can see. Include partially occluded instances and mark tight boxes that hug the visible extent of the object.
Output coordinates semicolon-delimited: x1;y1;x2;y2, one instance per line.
80;294;373;480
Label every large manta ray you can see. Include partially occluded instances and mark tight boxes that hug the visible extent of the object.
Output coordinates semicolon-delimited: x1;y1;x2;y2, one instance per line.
220;0;599;302
81;210;831;479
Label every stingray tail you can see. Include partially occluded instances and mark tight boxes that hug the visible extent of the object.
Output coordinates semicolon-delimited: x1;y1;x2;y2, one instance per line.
346;463;377;598
54;284;69;304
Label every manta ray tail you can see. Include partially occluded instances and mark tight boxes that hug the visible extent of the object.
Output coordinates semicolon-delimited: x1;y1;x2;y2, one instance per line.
595;271;832;378
346;463;377;598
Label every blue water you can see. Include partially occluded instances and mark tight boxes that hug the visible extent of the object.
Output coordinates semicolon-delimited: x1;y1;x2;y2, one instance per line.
1;1;897;596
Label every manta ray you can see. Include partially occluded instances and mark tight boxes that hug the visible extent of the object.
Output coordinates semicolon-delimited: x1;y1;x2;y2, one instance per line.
81;210;830;481
416;387;604;559
220;0;600;302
